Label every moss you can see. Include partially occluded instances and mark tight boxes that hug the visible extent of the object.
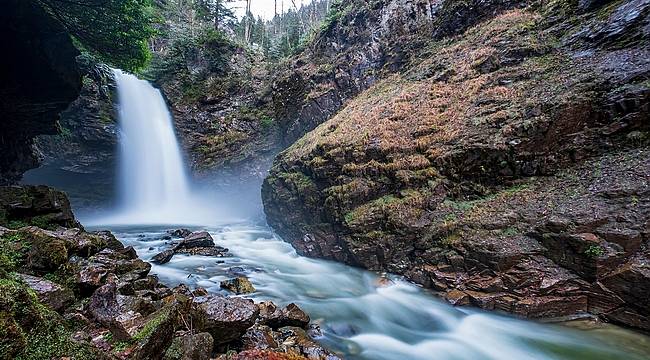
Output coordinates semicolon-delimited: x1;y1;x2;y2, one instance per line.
0;232;28;274
6;220;28;230
0;274;95;359
132;306;172;342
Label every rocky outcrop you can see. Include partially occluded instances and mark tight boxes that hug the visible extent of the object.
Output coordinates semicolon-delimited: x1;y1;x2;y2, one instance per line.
263;0;650;330
0;0;82;185
24;59;118;211
152;230;230;264
0;185;340;359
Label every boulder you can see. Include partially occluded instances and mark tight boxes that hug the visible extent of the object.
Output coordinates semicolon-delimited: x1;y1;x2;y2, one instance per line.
175;246;229;257
163;332;214;360
152;250;175;264
177;231;214;250
168;228;192;238
17;273;74;312
258;301;310;329
130;304;180;360
220;277;256;294
241;325;278;350
20;227;69;272
0;186;80;228
191;295;259;344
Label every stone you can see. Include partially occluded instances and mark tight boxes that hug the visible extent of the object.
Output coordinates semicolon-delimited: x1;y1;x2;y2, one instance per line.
175;246;229;257
20;227;69;271
0;186;80;227
191;295;259;345
17;273;74;312
258;301;310;329
168;228;192;238
241;325;278;350
220;276;256;294
281;303;310;328
177;231;214;250
130;304;179;360
163;332;214;360
152;250;175;264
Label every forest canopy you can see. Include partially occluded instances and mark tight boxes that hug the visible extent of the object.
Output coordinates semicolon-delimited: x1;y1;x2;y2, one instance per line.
37;0;156;71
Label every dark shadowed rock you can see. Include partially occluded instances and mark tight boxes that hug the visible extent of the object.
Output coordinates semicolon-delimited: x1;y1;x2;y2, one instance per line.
192;295;259;345
0;186;81;228
20;227;69;272
258;301;310;329
152;250;175;264
177;231;215;249
163;332;214;360
168;228;192;238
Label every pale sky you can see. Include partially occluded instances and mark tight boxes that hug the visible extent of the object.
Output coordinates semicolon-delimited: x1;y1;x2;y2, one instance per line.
228;0;314;20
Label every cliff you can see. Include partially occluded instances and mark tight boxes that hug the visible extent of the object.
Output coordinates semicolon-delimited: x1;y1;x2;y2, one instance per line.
262;0;650;330
0;0;82;185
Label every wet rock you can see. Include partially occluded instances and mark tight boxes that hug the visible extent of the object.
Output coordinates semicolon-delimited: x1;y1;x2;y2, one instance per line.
20;227;69;272
152;249;175;264
87;281;120;325
168;228;192;238
130;304;179;360
111;310;146;341
0;186;80;228
193;287;209;296
163;332;214;360
191;295;259;344
258;301;310;329
220;276;256;294
276;326;341;360
175;246;229;257
177;231;214;250
241;325;278;350
17;273;74;312
281;303;310;328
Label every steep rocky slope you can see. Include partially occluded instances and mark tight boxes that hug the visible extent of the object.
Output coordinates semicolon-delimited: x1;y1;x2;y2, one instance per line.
0;0;82;185
263;0;650;330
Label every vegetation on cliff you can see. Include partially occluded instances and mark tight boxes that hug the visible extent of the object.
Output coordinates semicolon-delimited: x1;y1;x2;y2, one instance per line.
262;0;650;330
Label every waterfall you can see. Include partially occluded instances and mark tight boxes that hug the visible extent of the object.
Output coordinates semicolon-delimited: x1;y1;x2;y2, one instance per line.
101;69;216;224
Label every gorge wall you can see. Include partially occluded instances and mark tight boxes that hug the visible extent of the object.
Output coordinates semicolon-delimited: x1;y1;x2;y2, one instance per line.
0;0;82;185
261;0;650;330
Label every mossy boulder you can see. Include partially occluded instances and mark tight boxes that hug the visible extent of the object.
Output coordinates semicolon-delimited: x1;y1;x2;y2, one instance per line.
163;332;214;360
220;276;256;295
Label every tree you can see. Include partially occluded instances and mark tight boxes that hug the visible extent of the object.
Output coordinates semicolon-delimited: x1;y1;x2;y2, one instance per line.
37;0;156;71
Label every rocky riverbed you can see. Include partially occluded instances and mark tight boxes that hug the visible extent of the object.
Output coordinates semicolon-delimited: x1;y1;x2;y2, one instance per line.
0;185;339;360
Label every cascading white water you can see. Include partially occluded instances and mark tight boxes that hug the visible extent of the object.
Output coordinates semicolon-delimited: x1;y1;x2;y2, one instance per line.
97;69;224;225
114;69;191;211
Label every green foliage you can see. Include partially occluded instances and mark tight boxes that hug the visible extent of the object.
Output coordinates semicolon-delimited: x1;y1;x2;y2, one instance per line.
584;244;605;258
37;0;156;71
146;27;235;82
260;116;275;129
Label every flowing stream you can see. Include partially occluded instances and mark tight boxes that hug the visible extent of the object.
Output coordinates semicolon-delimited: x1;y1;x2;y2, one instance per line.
88;71;650;359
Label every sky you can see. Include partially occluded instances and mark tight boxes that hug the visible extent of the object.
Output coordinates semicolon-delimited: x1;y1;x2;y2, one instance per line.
228;0;314;20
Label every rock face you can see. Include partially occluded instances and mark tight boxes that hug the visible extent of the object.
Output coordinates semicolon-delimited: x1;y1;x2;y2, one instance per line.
23;60;118;211
0;185;338;359
0;0;81;185
262;0;650;330
0;185;81;229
